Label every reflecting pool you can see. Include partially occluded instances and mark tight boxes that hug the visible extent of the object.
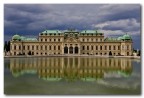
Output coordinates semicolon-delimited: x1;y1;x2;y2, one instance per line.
4;57;141;95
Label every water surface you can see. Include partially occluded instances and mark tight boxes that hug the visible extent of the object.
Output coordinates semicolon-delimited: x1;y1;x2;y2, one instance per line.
4;57;141;95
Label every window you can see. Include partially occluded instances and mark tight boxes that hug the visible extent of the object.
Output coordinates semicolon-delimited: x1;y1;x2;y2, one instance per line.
58;39;60;41
105;45;107;50
54;46;56;50
23;46;25;50
127;52;129;56
50;39;51;42
87;39;89;41
54;39;56;42
45;46;47;50
91;46;93;50
83;39;84;42
87;46;89;50
100;46;102;50
82;46;85;50
41;46;43;50
96;39;98;42
41;39;43;41
19;45;21;50
14;45;16;50
96;46;98;50
45;39;47;41
91;39;93;42
118;46;120;50
32;45;34;50
49;46;51;50
114;46;116;50
127;45;129;50
109;46;111;50
58;46;60;50
37;45;38;50
14;52;16;55
27;45;29;50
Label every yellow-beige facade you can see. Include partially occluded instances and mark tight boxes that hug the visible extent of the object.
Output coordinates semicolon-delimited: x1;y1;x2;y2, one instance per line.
10;29;133;56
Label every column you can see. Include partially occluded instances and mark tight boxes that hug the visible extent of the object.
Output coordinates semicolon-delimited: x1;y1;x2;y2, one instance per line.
68;46;69;54
73;46;75;54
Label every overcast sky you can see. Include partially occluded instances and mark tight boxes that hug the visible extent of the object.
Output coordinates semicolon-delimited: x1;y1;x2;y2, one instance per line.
4;4;141;49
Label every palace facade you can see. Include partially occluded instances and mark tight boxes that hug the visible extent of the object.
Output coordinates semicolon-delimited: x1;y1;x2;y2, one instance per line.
10;29;133;56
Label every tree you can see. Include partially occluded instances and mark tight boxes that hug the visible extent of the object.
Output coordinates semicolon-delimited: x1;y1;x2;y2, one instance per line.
109;51;112;56
4;41;7;51
6;41;10;52
137;50;141;56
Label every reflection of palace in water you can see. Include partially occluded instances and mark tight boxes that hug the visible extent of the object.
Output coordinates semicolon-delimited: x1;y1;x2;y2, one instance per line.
9;57;132;81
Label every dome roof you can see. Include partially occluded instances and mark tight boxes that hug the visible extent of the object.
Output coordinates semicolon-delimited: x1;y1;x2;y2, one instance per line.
122;34;132;40
117;36;123;40
12;34;21;40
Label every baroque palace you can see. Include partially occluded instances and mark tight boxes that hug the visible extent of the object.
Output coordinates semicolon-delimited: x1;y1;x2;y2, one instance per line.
10;29;133;56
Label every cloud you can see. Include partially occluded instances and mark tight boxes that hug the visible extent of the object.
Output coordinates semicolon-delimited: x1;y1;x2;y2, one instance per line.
4;4;141;49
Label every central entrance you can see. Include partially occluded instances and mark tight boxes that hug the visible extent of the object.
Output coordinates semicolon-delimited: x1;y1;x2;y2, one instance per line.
69;47;73;54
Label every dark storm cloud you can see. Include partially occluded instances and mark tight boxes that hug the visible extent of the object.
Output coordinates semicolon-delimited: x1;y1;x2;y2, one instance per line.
4;4;141;49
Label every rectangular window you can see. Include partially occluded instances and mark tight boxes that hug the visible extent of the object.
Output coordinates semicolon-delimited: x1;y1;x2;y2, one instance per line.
14;45;16;50
27;46;29;50
58;39;60;41
105;45;107;50
113;46;115;50
49;46;51;50
83;46;85;50
91;46;93;50
41;39;43;42
118;46;120;50
87;46;89;50
45;39;47;41
54;46;56;50
127;45;129;50
100;46;102;50
19;45;21;50
32;45;34;50
96;46;98;50
58;46;60;50
45;46;47;50
37;45;38;50
109;46;111;50
41;46;43;50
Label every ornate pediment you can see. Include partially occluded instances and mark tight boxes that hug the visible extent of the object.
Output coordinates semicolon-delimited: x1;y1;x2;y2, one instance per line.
65;37;80;43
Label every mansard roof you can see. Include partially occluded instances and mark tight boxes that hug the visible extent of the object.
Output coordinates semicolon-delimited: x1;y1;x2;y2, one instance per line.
41;30;62;34
81;30;103;34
